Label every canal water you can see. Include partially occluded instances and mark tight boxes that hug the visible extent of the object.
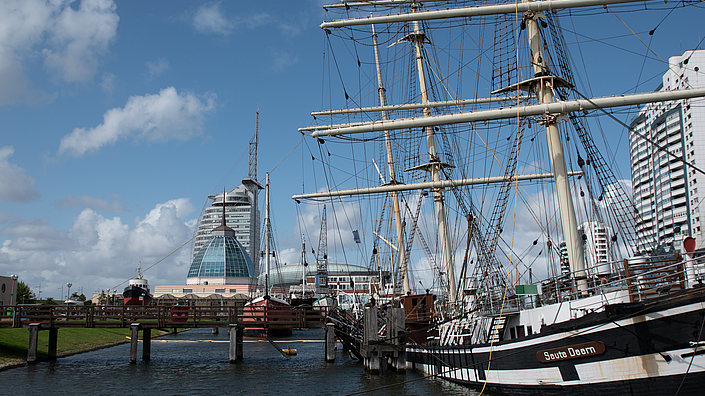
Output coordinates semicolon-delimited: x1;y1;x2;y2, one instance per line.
1;328;477;395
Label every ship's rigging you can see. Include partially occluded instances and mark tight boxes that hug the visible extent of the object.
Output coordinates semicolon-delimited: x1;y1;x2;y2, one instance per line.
293;4;705;390
294;0;705;309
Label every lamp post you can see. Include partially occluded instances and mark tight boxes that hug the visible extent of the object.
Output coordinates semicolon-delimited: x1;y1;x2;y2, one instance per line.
10;275;18;325
66;283;72;302
10;275;18;306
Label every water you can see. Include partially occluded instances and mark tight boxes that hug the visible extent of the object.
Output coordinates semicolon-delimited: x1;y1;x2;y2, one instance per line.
0;328;476;395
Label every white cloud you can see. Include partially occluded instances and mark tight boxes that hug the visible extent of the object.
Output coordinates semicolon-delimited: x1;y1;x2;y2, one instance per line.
286;200;366;265
189;3;294;36
57;193;127;212
140;198;195;225
0;48;51;105
41;0;119;83
1;219;75;253
0;198;196;298
272;50;298;72
245;13;273;29
146;58;169;80
0;146;40;202
0;0;118;104
58;87;217;157
129;199;195;257
100;71;116;95
193;2;233;35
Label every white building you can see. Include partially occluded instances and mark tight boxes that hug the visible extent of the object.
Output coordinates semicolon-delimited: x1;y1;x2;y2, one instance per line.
192;183;260;266
579;221;613;277
630;49;705;253
0;275;18;306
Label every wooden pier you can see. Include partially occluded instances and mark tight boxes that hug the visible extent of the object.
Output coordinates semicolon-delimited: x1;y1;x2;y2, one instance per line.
1;304;325;364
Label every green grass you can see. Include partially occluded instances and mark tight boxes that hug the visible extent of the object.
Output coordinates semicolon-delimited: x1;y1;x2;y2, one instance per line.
0;328;167;361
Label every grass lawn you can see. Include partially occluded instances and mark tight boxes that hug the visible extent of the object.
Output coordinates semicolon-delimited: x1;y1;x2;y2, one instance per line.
0;327;167;363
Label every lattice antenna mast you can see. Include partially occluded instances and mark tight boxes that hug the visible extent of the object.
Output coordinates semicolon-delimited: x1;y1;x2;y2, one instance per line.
317;205;328;273
242;110;264;266
249;109;259;180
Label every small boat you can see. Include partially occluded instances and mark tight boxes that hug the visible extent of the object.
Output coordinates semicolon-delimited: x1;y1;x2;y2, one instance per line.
243;295;293;337
244;173;293;337
123;262;152;306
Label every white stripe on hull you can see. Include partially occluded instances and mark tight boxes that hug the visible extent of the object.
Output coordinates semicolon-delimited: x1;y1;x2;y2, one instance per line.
410;347;705;386
465;300;705;354
408;298;705;389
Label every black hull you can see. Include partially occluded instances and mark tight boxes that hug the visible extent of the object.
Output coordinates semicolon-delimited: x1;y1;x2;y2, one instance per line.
443;372;705;396
123;285;152;306
407;288;705;396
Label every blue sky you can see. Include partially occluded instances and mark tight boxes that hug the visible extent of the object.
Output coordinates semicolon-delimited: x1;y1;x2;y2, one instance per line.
1;0;703;299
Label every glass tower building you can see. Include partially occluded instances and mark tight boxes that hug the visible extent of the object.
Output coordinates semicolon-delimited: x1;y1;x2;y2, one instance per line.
192;183;260;266
186;204;256;286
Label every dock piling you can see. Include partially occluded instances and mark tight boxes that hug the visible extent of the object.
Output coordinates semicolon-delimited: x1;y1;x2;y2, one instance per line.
27;323;40;364
129;323;139;364
390;307;406;372
361;307;406;374
325;322;336;362
48;328;58;361
229;324;243;363
363;307;381;373
143;328;151;361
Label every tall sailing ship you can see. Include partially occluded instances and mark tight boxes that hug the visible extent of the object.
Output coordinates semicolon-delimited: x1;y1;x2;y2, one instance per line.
294;0;705;394
245;173;293;337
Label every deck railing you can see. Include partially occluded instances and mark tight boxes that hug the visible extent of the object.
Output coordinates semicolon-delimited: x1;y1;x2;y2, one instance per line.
0;305;325;329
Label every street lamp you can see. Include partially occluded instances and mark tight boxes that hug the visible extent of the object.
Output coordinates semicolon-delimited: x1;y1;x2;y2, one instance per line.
66;283;73;302
10;275;17;305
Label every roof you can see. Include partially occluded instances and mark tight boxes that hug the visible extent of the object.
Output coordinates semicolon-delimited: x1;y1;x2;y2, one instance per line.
257;262;380;286
187;235;255;279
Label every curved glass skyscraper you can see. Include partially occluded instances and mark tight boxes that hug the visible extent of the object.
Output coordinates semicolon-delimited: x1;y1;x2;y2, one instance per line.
191;183;260;267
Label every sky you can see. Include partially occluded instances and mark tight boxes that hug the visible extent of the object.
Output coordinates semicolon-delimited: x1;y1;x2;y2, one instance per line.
0;0;703;300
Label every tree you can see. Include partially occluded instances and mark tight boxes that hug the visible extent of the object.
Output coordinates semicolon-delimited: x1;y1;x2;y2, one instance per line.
44;297;59;305
97;290;108;305
16;281;36;304
70;292;86;302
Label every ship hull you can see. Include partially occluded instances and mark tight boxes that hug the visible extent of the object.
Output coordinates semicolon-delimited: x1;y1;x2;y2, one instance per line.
123;285;152;306
243;296;294;337
407;288;705;396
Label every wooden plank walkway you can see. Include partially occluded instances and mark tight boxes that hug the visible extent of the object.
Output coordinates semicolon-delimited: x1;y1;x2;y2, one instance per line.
0;305;326;330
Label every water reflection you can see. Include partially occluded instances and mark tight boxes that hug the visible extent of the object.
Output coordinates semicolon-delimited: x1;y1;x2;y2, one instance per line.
1;328;476;396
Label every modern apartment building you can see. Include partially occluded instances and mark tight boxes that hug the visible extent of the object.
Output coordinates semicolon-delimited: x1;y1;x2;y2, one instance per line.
579;221;614;276
630;49;705;253
192;183;261;266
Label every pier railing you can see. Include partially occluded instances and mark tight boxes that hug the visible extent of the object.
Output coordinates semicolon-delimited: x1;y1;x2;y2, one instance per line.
0;305;326;330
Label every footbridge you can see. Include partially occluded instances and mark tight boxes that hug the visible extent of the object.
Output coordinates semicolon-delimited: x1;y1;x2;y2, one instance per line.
0;304;325;364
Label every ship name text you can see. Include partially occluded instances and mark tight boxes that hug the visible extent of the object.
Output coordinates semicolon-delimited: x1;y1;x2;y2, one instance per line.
537;341;606;363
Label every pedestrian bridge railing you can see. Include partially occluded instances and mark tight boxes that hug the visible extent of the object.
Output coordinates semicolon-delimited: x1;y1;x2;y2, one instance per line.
0;304;326;329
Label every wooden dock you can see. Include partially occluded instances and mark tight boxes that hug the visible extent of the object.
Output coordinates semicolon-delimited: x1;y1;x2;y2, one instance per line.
0;304;326;364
